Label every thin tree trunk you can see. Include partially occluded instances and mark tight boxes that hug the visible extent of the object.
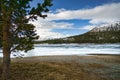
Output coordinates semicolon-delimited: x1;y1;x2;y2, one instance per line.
1;1;11;79
1;23;11;80
2;52;11;80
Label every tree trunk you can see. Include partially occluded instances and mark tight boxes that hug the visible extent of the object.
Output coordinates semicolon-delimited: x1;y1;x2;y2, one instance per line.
2;52;11;80
1;1;11;79
1;23;11;80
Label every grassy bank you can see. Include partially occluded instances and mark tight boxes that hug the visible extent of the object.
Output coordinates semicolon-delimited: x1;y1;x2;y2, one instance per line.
0;55;120;80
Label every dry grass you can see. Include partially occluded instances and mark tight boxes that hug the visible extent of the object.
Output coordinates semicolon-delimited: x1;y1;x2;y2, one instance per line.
0;55;119;80
86;63;108;69
0;61;106;80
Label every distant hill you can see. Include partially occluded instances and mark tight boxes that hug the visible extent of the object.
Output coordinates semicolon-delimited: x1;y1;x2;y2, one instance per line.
36;22;120;44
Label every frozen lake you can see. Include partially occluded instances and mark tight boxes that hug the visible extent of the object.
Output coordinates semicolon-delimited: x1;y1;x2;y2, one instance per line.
0;43;120;57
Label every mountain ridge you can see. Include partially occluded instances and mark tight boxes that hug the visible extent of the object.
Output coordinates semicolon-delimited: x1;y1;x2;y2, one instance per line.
36;22;120;44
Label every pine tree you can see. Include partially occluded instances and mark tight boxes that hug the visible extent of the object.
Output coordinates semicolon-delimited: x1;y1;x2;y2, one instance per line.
0;0;52;79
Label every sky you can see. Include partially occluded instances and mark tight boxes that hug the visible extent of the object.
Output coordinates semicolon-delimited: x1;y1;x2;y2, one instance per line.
30;0;120;40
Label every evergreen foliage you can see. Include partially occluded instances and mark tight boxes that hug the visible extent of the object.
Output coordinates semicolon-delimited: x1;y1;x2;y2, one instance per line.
0;0;52;79
0;0;52;51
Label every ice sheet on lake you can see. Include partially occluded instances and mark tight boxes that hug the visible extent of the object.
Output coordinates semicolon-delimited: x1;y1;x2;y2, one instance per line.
0;43;120;57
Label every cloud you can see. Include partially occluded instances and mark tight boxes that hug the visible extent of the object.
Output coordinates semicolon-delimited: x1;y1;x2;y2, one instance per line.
80;25;96;30
30;2;120;40
30;19;73;40
47;3;120;24
36;29;65;40
31;18;74;29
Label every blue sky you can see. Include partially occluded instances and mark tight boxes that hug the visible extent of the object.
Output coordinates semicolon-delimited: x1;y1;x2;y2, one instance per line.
30;0;120;40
